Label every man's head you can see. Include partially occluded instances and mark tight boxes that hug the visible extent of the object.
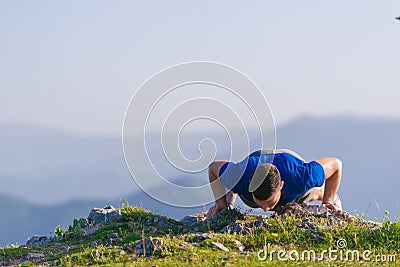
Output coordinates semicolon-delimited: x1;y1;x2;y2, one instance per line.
250;163;284;211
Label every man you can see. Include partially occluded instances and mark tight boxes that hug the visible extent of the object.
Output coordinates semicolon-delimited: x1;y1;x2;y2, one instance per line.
206;149;342;220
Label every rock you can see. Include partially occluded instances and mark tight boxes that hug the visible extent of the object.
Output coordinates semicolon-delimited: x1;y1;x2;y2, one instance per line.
157;218;173;228
209;241;229;252
300;217;322;240
178;242;194;251
254;219;263;227
234;240;245;252
275;202;356;224
88;205;122;226
54;236;63;242
273;202;378;237
115;249;126;255
332;210;354;223
82;226;98;236
108;232;119;239
275;202;311;216
25;253;45;261
301;217;317;231
26;236;49;246
221;222;252;235
94;250;101;259
107;237;123;247
135;237;165;256
148;225;158;233
197;232;213;241
192;227;201;233
180;213;207;227
252;215;271;227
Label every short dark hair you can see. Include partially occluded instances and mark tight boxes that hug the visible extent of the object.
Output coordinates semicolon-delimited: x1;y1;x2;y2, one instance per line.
252;164;281;201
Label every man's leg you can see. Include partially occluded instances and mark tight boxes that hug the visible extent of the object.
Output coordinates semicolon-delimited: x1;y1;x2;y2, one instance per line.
296;187;324;204
249;149;306;161
296;186;342;210
273;149;305;161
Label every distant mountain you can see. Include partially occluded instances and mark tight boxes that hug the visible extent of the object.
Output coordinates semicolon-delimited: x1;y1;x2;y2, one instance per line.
0;190;214;245
0;193;106;245
1;115;400;244
0;122;135;204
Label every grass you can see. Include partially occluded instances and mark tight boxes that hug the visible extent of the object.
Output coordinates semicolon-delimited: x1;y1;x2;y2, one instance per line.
1;203;399;266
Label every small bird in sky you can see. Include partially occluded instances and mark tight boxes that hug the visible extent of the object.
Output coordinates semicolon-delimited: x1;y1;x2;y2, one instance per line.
396;16;400;21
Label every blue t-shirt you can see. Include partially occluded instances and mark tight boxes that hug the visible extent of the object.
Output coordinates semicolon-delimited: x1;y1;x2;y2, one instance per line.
219;152;325;209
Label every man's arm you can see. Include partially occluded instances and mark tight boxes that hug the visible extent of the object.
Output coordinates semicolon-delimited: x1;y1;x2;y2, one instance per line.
314;157;343;210
206;160;228;220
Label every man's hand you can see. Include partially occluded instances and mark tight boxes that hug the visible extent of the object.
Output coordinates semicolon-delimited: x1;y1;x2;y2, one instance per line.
206;204;225;220
321;202;338;211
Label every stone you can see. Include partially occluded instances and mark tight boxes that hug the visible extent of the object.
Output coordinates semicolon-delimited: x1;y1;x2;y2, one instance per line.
300;217;322;240
197;232;213;241
94;250;101;259
209;241;229;252
275;202;356;224
54;236;63;242
178;242;194;251
234;240;245;252
147;226;158;233
221;222;252;235
192;227;201;233
108;232;119;239
332;210;354;223
275;202;310;216
135;237;165;256
87;205;122;226
252;215;271;227
157;218;173;228
82;226;98;236
115;249;126;255
107;237;123;247
180;213;207;227
254;219;263;227
26;236;49;246
272;202;381;237
301;217;317;231
25;253;45;260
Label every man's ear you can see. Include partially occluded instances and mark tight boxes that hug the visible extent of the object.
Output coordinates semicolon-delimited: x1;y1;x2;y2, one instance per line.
280;181;284;189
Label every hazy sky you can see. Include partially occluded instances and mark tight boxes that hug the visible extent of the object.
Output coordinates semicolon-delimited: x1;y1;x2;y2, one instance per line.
1;1;400;136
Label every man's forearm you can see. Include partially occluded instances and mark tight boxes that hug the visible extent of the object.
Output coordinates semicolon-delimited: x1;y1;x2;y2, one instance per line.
211;180;227;208
317;158;342;205
208;161;228;208
322;174;340;204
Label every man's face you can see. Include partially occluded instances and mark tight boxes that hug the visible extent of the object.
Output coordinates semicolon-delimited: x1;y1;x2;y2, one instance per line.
252;181;284;212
